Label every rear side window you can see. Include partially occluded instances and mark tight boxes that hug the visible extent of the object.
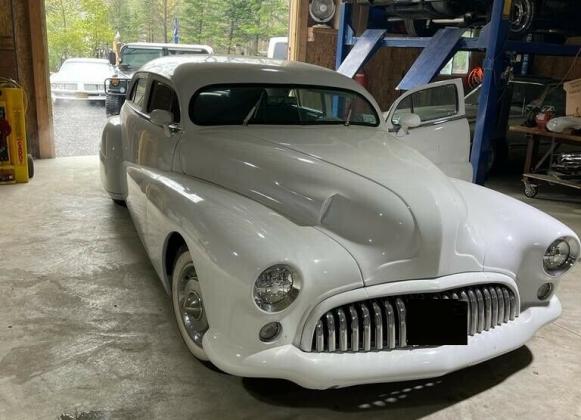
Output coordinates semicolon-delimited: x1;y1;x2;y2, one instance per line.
147;81;180;122
130;78;147;108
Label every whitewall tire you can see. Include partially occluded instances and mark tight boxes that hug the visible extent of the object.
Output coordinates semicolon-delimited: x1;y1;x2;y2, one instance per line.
172;249;209;361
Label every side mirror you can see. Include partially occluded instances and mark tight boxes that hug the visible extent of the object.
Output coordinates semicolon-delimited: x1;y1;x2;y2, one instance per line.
398;113;421;135
108;51;116;65
150;109;177;136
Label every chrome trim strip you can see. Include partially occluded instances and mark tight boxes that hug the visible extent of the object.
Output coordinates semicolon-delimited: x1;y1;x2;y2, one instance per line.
395;298;407;347
459;291;470;332
383;300;396;349
372;302;384;350
483;288;492;331
325;312;336;352
336;308;348;352
475;289;485;333
509;292;518;320
315;320;324;352
496;287;505;325
467;289;478;336
348;305;359;352
361;303;371;352
502;289;511;323
490;287;499;327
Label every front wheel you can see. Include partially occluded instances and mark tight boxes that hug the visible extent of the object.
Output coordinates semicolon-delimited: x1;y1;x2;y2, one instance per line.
524;182;538;198
172;248;209;361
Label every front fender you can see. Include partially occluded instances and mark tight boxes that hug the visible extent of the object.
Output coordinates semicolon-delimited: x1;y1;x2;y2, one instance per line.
138;167;363;355
99;116;125;199
452;179;580;308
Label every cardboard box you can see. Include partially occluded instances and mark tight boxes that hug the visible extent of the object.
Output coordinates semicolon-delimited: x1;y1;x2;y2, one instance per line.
564;78;581;116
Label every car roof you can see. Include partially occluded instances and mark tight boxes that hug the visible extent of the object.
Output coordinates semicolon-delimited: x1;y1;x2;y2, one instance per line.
141;55;353;86
123;42;213;52
62;58;111;64
139;55;383;126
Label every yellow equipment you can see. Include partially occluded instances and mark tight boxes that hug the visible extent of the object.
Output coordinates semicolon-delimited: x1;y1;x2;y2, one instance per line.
0;87;30;184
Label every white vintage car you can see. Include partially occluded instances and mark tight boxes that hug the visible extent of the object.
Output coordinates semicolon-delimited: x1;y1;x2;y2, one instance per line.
100;55;579;389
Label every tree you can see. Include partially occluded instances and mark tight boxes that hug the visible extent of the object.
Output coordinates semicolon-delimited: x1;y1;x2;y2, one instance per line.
45;0;290;71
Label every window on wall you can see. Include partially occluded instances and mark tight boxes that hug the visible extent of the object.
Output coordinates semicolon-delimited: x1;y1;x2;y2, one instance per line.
440;30;473;76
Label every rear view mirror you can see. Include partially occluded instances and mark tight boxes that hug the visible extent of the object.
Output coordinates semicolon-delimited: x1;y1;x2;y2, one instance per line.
398;113;421;135
150;109;176;136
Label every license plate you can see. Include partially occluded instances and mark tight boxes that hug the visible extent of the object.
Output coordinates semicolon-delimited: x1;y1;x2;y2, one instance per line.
406;299;468;345
76;92;89;98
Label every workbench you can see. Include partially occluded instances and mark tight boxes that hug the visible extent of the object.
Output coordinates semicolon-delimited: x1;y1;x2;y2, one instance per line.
509;125;581;198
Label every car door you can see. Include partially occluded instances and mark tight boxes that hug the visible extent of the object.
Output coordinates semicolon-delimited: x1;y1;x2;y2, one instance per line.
385;79;473;182
124;75;182;248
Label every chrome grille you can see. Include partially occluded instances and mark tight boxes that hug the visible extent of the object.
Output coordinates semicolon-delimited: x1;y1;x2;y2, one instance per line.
310;284;519;353
64;83;78;91
84;83;100;91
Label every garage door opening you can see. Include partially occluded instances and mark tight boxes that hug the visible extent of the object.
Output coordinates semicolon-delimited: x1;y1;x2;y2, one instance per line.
45;0;290;157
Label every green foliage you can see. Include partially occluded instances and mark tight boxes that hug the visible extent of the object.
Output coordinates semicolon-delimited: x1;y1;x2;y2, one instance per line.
46;0;289;71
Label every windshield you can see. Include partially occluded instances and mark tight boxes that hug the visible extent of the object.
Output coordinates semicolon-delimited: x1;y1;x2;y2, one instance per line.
58;61;113;78
190;84;379;127
120;48;163;69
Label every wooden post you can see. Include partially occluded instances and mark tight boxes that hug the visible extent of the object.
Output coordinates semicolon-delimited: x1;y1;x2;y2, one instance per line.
27;0;55;158
288;0;309;62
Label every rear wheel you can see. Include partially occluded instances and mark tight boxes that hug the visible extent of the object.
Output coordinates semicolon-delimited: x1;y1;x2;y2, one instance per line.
105;94;124;117
172;248;209;361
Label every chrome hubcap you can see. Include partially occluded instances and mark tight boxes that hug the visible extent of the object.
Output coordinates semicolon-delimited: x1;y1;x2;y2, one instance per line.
177;263;208;347
510;0;533;33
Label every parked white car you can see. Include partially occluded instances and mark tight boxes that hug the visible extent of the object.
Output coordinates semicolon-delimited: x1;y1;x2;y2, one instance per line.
100;56;579;389
50;58;114;102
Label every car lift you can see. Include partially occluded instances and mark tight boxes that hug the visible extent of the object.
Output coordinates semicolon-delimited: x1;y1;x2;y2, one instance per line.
335;0;581;184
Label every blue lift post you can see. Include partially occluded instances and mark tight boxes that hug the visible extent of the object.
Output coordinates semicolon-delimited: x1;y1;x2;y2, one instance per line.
470;0;510;184
335;0;581;185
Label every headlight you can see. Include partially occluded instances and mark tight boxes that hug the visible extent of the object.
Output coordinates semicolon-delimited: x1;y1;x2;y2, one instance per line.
543;237;578;275
253;264;300;312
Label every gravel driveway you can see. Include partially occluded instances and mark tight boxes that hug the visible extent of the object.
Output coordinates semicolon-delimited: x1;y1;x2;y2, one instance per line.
53;101;108;157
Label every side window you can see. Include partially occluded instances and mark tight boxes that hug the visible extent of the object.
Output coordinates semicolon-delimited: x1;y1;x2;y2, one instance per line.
130;78;147;108
392;84;458;125
147;81;180;123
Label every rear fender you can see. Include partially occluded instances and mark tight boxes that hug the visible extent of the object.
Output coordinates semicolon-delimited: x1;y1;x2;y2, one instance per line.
99;116;125;199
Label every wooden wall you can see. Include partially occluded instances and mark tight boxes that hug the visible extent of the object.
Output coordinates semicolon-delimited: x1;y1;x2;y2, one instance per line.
0;0;54;158
303;25;420;111
532;55;581;81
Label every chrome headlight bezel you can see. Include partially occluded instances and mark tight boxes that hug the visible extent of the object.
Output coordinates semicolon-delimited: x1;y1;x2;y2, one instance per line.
543;237;579;276
253;264;301;312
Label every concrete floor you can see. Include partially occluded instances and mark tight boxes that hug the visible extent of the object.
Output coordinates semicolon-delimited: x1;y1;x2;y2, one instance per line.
1;156;581;420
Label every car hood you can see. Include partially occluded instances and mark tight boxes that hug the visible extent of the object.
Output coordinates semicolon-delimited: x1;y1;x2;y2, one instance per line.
177;126;484;285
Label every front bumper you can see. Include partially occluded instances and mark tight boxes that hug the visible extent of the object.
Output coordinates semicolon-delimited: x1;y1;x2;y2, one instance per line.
203;295;561;389
52;90;106;101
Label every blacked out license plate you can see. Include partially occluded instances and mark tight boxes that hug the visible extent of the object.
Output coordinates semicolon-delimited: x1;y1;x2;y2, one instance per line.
406;299;468;345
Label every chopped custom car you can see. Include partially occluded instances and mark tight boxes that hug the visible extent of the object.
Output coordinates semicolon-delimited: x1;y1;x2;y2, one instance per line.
100;56;579;389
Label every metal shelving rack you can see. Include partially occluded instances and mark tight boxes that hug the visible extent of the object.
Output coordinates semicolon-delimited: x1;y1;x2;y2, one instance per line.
335;0;581;184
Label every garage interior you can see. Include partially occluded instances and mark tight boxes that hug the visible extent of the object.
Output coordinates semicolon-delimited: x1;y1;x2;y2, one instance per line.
2;0;581;418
